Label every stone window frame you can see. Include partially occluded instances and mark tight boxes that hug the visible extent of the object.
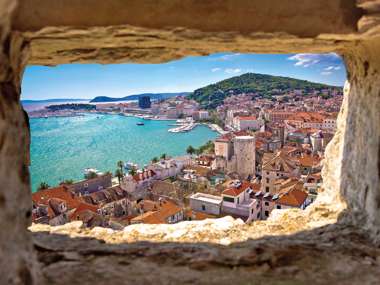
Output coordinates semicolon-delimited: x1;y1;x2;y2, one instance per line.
1;1;380;284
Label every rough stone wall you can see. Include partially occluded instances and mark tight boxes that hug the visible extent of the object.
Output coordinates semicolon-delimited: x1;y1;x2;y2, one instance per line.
0;0;379;284
13;0;361;35
0;1;39;284
31;219;380;285
11;0;363;65
339;39;380;240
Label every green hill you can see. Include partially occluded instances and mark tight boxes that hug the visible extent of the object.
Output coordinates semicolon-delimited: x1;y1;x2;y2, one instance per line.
188;73;340;109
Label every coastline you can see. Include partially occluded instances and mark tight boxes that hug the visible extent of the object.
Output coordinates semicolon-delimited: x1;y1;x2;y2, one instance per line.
29;114;218;191
28;110;227;135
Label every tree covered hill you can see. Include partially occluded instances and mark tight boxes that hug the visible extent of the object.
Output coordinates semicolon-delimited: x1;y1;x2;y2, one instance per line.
188;73;341;109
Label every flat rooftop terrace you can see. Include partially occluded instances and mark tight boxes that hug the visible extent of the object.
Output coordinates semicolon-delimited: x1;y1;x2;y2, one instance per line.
190;193;223;205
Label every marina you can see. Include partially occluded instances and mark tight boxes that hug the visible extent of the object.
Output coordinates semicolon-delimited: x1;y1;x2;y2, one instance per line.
29;113;218;192
168;118;198;133
168;122;198;133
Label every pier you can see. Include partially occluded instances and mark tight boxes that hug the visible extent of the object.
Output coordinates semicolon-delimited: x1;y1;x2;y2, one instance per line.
168;122;198;133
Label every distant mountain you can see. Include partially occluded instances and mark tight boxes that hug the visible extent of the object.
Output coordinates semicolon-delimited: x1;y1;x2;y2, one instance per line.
188;73;341;109
22;98;88;104
90;92;190;103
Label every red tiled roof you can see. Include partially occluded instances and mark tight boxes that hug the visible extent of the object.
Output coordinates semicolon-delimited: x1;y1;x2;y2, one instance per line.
69;202;99;221
262;150;297;172
33;185;99;219
256;131;273;138
286;112;326;123
132;200;182;224
216;131;250;142
185;210;217;220
133;169;156;182
222;181;251;197
237;116;257;121
277;189;307;207
32;186;80;209
138;199;159;212
276;179;308;207
298;155;321;167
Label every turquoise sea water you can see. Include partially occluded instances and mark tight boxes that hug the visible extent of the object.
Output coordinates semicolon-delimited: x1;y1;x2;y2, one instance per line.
30;114;217;192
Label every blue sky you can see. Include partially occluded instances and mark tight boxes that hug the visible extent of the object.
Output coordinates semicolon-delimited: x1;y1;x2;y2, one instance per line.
21;53;346;100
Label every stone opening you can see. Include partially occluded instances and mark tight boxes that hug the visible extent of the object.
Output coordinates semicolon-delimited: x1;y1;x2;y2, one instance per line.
1;1;379;284
22;54;345;232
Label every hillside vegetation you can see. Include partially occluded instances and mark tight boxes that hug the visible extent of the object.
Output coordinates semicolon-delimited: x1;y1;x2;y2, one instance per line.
188;73;339;109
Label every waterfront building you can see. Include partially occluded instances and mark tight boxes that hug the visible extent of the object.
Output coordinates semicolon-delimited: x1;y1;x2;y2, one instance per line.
120;169;156;197
197;110;210;120
147;158;186;180
66;173;112;195
195;155;214;167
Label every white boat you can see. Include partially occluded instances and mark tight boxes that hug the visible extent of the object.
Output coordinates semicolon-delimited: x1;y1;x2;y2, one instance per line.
84;168;103;176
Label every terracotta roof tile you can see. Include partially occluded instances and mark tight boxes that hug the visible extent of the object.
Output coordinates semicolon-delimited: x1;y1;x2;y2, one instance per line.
222;181;252;197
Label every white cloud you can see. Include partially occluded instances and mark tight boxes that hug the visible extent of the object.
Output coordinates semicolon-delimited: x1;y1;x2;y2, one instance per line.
321;71;333;76
211;67;221;72
219;53;241;60
288;53;340;68
324;65;341;71
209;53;242;61
225;68;242;74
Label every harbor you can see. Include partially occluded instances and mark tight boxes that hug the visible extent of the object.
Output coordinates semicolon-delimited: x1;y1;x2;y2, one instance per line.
29;113;218;191
168;118;197;133
168;122;198;133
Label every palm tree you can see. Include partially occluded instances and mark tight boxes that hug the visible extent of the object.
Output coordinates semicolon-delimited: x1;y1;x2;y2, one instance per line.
186;145;195;156
151;157;159;163
115;169;123;184
60;179;73;185
37;182;50;191
117;160;124;175
84;171;98;180
160;153;167;160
